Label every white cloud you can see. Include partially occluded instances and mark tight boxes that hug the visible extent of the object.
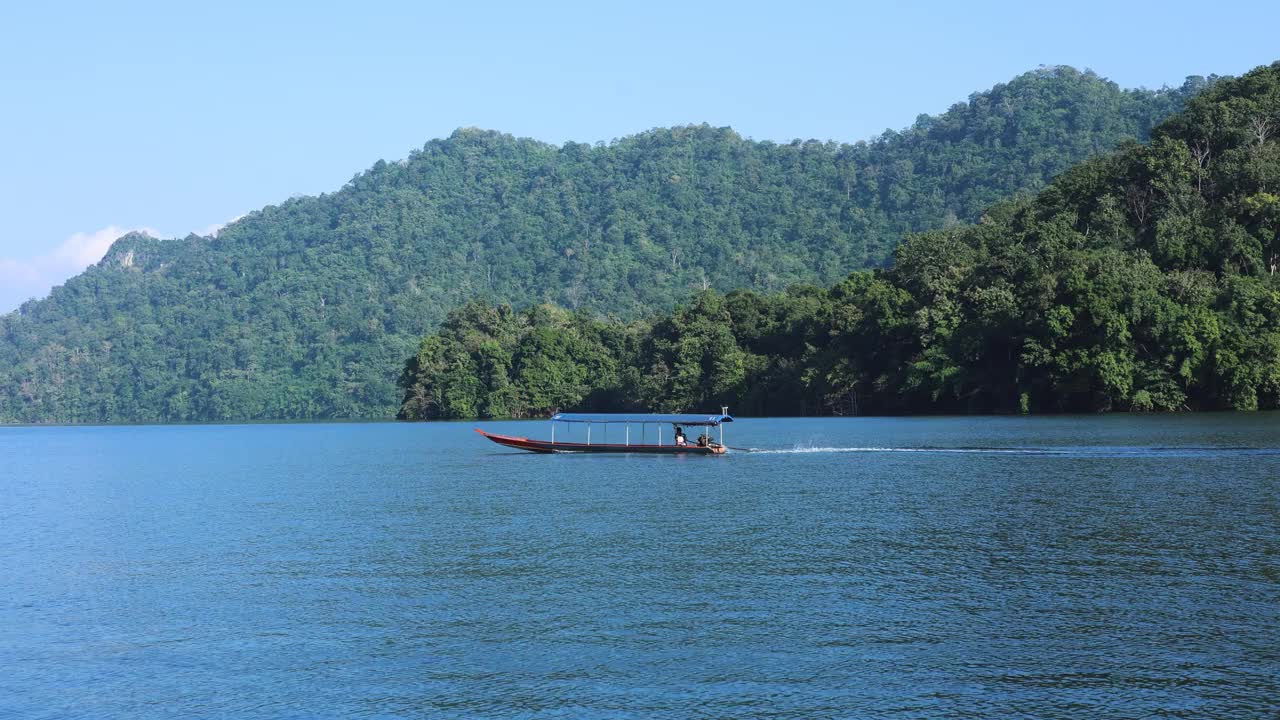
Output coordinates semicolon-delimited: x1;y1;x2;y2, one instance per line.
0;225;158;314
0;213;247;313
197;214;245;238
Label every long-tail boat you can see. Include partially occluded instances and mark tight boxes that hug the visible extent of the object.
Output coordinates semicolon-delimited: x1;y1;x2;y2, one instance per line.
476;409;734;455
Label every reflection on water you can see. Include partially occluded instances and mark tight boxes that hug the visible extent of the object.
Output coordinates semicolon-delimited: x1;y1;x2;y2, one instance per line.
1;414;1278;719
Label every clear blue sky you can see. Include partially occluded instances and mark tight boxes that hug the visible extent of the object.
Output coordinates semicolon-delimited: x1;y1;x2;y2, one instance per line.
1;0;1277;311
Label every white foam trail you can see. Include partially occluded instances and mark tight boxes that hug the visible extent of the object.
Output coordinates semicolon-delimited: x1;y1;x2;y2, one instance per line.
749;446;1050;455
746;446;1279;457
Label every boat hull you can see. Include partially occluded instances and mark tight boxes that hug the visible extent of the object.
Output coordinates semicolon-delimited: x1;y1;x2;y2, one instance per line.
475;429;727;454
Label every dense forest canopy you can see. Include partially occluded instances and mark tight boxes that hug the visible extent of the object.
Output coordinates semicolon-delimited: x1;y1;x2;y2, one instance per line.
1;67;1213;423
399;63;1280;419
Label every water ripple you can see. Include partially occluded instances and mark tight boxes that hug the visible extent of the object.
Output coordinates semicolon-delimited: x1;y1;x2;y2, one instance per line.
1;416;1278;718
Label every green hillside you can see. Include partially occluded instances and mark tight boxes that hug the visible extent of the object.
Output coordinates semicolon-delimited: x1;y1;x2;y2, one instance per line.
0;68;1210;423
400;62;1280;419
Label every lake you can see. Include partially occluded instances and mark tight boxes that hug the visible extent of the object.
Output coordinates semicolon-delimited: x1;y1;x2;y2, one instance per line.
1;415;1277;718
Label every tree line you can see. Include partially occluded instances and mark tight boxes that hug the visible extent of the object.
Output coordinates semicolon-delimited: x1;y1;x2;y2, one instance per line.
399;63;1280;418
0;68;1216;423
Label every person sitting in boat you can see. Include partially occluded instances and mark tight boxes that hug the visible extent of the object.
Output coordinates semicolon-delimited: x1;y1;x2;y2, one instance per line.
697;433;709;447
674;426;687;446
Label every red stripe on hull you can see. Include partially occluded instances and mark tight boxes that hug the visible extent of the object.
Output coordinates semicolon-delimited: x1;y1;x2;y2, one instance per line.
475;429;726;454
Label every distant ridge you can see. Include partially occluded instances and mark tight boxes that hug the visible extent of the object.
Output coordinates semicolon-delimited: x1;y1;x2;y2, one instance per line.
397;62;1280;418
0;67;1214;423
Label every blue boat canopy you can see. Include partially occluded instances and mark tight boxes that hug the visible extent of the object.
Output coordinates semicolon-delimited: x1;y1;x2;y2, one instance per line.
550;412;733;426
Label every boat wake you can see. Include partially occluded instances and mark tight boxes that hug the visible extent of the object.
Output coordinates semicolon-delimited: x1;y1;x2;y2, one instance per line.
746;445;1280;457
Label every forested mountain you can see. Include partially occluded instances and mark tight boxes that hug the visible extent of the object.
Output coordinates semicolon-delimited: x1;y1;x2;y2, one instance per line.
400;62;1280;419
0;67;1210;423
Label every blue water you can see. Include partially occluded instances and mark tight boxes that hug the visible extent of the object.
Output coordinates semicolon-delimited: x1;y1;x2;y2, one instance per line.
1;415;1278;719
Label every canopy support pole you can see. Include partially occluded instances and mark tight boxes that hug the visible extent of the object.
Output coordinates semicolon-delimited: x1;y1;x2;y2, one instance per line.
552;422;555;445
626;423;630;447
587;423;591;446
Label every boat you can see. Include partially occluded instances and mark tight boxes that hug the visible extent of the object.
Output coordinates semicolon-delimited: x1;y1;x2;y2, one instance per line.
476;408;734;454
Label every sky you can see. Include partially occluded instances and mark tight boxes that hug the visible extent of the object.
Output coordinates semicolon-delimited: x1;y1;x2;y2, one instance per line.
1;0;1278;312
